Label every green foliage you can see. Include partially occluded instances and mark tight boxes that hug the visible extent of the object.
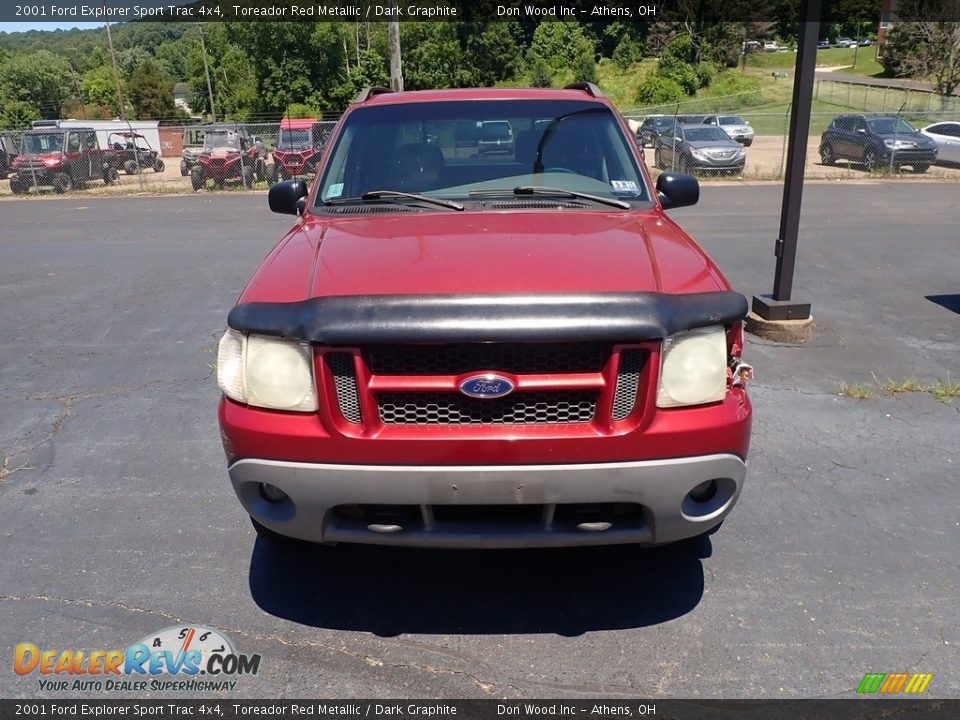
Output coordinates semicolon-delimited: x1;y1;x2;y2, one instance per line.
528;55;553;88
635;75;685;105
705;71;763;98
657;61;699;95
81;65;120;116
284;103;318;119
0;100;39;130
0;50;75;118
128;60;176;120
612;35;643;70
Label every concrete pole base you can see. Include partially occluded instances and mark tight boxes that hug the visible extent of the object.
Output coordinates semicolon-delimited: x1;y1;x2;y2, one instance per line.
746;311;813;344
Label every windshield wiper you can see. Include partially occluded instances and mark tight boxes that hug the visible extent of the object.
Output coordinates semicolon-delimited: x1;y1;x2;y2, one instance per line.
327;190;463;211
470;186;630;210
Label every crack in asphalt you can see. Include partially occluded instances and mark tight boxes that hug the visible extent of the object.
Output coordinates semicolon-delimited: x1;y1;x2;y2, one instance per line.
0;375;210;481
0;594;503;696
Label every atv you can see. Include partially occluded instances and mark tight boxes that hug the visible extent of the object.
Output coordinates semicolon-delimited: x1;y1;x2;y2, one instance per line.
108;132;165;175
190;125;266;191
266;119;335;184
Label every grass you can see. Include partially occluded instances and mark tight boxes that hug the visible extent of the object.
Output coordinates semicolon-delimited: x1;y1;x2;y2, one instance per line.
927;378;960;403
596;58;656;109
878;377;926;395
742;47;885;77
838;383;874;400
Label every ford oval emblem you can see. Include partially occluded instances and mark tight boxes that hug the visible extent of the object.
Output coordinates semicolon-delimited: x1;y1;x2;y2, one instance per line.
459;374;515;399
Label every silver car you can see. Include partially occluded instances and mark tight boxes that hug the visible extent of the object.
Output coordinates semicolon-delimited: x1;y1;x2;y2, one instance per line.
920;121;960;166
654;124;746;175
703;115;755;147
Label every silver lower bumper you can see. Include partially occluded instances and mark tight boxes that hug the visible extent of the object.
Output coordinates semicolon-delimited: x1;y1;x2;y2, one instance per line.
229;454;747;548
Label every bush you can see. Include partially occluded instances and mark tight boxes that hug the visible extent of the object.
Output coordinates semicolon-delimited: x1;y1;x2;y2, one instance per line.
571;39;598;84
696;61;718;89
635;75;685;106
657;62;699;95
612;36;641;70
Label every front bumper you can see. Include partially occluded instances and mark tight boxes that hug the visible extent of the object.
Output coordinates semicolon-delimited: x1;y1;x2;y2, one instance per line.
885;148;937;165
229;453;746;548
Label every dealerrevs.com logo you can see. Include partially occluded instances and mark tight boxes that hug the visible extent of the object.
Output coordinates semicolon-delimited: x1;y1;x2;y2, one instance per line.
14;625;261;692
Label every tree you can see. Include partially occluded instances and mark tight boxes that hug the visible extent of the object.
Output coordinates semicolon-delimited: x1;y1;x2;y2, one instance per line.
128;60;176;120
0;100;39;129
81;65;121;116
0;50;76;119
882;19;960;106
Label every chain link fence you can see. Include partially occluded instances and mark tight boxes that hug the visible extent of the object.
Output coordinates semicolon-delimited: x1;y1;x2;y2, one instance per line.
2;99;959;196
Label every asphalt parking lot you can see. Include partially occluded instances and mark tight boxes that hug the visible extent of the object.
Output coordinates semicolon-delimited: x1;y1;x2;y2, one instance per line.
1;184;957;699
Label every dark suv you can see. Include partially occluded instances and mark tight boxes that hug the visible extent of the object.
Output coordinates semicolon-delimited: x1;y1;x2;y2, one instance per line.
819;114;938;172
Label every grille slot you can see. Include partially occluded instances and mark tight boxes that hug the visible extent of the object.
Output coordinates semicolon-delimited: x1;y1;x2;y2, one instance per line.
316;205;417;215
611;350;643;421
488;201;584;210
378;391;597;425
367;343;607;376
327;353;362;424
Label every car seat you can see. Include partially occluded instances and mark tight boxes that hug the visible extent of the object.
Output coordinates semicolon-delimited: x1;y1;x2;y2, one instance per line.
391;143;444;192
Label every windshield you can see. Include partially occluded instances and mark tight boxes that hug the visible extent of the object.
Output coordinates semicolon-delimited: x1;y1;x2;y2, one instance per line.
316;99;650;207
203;131;240;151
22;133;64;155
278;129;312;148
719;116;746;125
684;127;732;142
867;117;916;135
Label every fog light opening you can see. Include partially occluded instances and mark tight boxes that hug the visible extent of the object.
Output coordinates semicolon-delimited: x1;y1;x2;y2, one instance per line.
259;482;288;504
688;479;718;503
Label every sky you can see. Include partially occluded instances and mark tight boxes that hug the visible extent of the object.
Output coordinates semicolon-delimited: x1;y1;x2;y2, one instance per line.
0;22;105;33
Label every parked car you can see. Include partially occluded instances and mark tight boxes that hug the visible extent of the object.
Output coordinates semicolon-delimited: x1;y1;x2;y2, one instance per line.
190;125;267;190
920;121;960;166
677;114;708;124
108;132;164;174
763;42;780;52
8;127;118;194
834;38;857;48
217;84;752;549
477;120;515;155
857;37;873;47
0;132;19;178
817;40;831;49
654;123;746;175
819;114;938;172
637;115;679;147
702;115;755;146
267;118;336;183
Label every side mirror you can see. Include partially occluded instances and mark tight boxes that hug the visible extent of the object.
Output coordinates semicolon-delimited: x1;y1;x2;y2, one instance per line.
657;172;699;210
268;178;309;215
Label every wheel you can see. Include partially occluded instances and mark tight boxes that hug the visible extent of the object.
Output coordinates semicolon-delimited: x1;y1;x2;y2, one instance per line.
180;160;189;177
680;157;696;175
123;159;138;175
9;177;27;195
742;139;753;147
102;166;119;185
255;159;266;182
190;167;205;191
863;148;879;170
153;159;165;173
654;149;663;169
241;165;254;188
820;143;835;166
52;172;72;194
265;163;277;184
912;163;930;174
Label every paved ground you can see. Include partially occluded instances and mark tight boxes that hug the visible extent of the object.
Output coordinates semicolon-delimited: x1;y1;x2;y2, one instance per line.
1;186;957;699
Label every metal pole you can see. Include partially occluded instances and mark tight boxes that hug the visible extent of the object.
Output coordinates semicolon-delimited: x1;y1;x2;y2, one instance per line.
752;5;820;321
104;20;127;118
199;25;217;122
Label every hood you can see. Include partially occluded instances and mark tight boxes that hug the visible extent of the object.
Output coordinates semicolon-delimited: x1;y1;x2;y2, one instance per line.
688;139;742;150
877;131;934;143
242;210;728;303
12;152;63;166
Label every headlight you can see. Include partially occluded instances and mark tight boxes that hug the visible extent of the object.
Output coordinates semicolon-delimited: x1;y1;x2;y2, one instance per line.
657;325;728;408
217;328;318;412
690;148;708;161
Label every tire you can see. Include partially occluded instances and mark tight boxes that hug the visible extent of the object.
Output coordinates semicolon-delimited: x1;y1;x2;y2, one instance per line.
180;160;189;177
680;157;696;175
9;177;27;195
190;167;205;191
912;163;930;174
103;166;119;185
52;172;72;194
265;163;277;185
153;159;165;173
123;159;138;175
241;165;254;188
863;148;879;171
654;149;663;169
743;139;753;147
255;159;266;182
820;143;835;166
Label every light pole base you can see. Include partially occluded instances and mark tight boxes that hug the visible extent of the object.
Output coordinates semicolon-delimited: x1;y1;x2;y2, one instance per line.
746;309;813;344
751;294;811;321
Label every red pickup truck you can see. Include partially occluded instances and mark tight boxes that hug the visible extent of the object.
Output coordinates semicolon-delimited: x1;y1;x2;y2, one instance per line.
217;85;752;549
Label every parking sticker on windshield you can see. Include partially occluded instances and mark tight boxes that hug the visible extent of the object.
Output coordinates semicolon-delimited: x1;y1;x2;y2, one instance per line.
326;183;344;199
611;180;638;194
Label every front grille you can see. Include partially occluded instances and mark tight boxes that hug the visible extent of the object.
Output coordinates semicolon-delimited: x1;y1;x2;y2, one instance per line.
327;353;362;424
378;391;598;425
611;350;643;421
367;343;607;376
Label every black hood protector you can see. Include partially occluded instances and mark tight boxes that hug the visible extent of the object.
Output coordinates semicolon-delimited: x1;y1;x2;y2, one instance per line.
227;292;748;344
